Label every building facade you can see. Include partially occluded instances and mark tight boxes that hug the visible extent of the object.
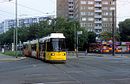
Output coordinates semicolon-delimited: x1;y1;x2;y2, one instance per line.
57;0;116;34
0;16;54;34
57;0;74;19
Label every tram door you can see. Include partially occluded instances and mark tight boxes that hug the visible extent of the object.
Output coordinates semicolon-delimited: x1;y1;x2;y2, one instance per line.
39;43;46;59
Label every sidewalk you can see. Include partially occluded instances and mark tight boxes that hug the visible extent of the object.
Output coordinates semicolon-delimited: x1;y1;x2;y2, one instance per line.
0;53;26;61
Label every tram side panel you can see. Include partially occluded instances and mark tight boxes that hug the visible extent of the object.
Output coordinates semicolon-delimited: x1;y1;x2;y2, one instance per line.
23;44;31;56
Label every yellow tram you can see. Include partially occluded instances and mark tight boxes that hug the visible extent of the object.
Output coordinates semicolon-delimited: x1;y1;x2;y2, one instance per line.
23;33;67;63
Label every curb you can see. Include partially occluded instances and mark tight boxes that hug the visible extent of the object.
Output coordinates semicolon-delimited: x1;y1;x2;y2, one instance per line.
0;57;26;61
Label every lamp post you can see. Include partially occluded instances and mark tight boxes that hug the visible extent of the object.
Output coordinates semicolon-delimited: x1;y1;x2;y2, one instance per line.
111;0;116;56
74;23;76;51
112;10;115;56
15;0;18;56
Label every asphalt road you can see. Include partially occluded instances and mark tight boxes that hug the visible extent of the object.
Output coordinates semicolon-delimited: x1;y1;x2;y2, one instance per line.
0;54;130;84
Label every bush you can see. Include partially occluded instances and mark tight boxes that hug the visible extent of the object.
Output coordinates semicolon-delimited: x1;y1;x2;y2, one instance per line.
3;51;23;57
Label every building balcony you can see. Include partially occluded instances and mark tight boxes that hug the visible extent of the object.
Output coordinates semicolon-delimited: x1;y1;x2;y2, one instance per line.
69;16;74;18
68;8;74;10
95;0;102;1
95;10;102;12
94;26;102;29
68;4;74;6
94;15;102;18
95;4;102;7
94;21;102;23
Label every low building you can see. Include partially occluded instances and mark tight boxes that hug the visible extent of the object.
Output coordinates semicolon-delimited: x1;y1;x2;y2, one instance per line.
0;15;54;34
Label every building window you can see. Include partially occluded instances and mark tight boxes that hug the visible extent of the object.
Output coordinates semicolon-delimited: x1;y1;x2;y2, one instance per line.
88;12;94;15
88;18;94;21
81;1;86;4
109;18;112;21
87;23;93;27
81;12;86;15
102;12;109;16
69;2;73;4
88;7;94;10
102;7;108;10
95;7;101;10
88;1;94;4
95;1;101;5
110;1;115;5
109;12;112;16
69;6;73;8
80;6;86;10
69;14;74;16
102;1;109;4
81;17;87;21
69;10;73;12
95;12;102;16
103;23;108;27
95;23;102;27
95;29;102;33
103;18;108;21
110;7;115;10
80;22;86;27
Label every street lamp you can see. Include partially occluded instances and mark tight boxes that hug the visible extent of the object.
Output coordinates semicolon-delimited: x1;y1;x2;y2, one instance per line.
111;0;116;56
112;10;115;56
15;0;18;56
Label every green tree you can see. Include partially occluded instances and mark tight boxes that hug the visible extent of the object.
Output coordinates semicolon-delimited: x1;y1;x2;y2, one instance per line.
0;17;95;51
119;19;130;41
0;28;13;45
88;31;96;43
100;31;120;41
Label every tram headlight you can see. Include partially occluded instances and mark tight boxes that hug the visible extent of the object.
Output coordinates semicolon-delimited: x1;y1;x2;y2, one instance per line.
51;53;55;56
63;53;66;56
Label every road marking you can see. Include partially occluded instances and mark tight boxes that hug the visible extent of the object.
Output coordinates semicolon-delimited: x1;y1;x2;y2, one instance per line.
0;57;26;62
42;81;79;84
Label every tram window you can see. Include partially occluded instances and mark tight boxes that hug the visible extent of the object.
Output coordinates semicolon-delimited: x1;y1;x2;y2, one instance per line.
23;45;26;49
47;42;53;51
46;39;50;42
59;39;66;51
46;38;66;51
32;44;36;51
40;43;46;51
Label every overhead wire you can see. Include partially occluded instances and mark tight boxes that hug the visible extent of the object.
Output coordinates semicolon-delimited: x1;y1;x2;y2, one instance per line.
0;0;130;13
0;0;54;16
0;0;130;20
9;1;54;15
0;9;13;15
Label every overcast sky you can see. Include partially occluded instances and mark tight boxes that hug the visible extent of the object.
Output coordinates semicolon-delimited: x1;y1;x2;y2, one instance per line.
0;0;130;26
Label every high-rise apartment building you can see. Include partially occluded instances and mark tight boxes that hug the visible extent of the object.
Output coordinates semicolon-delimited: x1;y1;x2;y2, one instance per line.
57;0;74;19
57;0;116;34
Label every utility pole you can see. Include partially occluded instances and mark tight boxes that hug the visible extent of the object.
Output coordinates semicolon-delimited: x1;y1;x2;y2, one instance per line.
112;10;115;56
